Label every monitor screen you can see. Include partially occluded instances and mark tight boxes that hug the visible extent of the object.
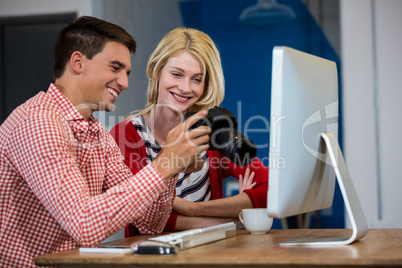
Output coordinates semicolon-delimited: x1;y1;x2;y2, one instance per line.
267;46;367;245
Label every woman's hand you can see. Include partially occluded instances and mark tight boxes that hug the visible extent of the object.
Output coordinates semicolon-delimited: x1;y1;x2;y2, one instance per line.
172;168;256;219
238;168;256;193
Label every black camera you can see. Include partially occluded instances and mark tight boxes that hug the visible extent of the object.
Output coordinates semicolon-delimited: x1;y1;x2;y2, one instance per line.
184;106;257;166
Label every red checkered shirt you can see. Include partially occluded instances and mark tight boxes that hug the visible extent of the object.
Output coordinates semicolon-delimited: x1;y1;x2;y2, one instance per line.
0;84;176;267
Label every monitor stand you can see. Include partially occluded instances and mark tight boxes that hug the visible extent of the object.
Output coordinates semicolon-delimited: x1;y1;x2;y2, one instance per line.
280;132;368;246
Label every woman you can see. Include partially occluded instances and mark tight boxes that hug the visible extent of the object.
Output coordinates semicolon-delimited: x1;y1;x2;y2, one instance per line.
110;27;268;235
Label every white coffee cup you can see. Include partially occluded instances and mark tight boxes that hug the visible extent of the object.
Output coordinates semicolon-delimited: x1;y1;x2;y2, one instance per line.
239;208;273;234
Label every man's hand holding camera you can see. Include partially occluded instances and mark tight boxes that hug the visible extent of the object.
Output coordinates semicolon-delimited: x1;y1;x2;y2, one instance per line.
152;110;211;180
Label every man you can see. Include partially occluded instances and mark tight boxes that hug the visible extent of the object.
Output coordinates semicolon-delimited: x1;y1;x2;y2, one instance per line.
0;16;210;267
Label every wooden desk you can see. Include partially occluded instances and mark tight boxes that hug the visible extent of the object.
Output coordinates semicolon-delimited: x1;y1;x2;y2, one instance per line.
35;229;402;268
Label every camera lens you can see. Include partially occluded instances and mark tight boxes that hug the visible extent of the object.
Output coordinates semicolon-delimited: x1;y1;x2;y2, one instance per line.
211;129;256;166
184;107;257;166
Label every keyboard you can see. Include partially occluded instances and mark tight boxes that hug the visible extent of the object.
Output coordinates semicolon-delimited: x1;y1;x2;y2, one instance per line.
147;222;236;250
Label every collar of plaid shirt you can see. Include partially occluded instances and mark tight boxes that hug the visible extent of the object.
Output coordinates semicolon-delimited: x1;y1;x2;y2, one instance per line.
48;83;101;135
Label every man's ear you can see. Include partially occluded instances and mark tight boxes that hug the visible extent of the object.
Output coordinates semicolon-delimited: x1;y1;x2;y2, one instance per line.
70;51;84;74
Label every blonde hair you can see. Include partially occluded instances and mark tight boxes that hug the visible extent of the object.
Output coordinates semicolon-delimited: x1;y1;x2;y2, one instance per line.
133;27;225;117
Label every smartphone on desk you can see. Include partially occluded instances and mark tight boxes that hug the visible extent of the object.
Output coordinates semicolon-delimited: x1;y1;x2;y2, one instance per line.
132;241;177;255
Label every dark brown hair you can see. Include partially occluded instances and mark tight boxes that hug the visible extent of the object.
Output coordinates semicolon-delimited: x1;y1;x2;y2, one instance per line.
53;16;136;80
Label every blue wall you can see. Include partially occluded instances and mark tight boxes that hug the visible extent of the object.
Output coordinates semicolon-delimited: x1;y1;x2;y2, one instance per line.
180;0;344;229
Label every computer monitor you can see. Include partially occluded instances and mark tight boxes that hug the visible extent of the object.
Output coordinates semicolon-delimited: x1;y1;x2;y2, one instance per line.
267;46;368;246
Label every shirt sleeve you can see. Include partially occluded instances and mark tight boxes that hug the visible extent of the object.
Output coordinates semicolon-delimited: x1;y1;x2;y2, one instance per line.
103;126;177;235
7;109;173;246
110;120;178;234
